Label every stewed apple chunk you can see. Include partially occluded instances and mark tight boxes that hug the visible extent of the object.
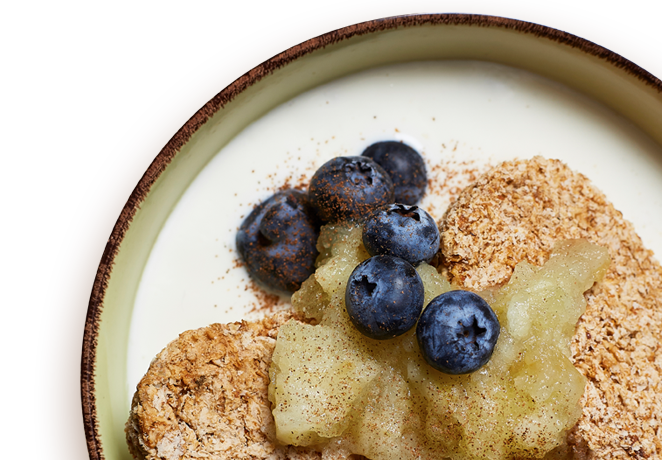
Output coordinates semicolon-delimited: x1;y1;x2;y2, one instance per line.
270;224;609;460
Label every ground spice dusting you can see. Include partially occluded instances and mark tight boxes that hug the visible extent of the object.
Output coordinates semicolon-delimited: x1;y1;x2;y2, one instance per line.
238;152;490;316
277;174;309;193
222;150;320;311
421;154;490;222
245;279;289;315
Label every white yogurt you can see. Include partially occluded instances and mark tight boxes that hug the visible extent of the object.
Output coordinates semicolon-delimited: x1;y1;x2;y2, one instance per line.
126;60;662;402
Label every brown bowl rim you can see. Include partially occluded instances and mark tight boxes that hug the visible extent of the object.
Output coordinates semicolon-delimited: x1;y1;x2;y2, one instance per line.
80;12;662;460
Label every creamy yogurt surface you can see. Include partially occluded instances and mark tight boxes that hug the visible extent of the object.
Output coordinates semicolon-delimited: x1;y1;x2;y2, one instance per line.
126;60;662;402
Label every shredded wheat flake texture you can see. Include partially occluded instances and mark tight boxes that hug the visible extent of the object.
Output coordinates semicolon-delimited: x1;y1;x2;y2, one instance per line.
441;156;662;459
125;311;344;460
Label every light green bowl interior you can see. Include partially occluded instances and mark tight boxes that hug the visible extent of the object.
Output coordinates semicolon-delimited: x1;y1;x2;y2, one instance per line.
92;22;662;459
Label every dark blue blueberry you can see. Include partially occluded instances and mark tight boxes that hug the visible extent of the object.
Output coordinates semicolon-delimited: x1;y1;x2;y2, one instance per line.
345;255;424;340
362;204;440;265
236;189;319;293
309;156;394;223
362;141;427;205
416;290;500;374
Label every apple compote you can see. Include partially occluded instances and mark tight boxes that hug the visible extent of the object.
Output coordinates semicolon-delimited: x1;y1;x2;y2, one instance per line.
269;223;609;459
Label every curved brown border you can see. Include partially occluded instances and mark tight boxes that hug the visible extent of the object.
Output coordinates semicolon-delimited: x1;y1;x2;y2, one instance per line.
80;13;662;460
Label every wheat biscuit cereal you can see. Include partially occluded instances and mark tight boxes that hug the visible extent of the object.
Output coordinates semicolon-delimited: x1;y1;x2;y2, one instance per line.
442;156;662;459
125;311;347;460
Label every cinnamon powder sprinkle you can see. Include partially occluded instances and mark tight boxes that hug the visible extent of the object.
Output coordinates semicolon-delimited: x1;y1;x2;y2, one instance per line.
245;279;289;315
422;155;490;222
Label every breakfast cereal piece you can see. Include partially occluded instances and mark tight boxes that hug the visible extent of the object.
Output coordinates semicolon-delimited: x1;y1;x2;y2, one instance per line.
441;156;662;459
125;311;348;460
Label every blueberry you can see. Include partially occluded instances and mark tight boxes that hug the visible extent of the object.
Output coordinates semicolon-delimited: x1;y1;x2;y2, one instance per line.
362;141;427;205
362;204;440;265
345;255;424;340
236;189;319;293
416;291;500;374
309;156;394;223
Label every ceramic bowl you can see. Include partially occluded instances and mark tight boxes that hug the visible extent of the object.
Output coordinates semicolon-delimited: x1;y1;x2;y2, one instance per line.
81;14;662;460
